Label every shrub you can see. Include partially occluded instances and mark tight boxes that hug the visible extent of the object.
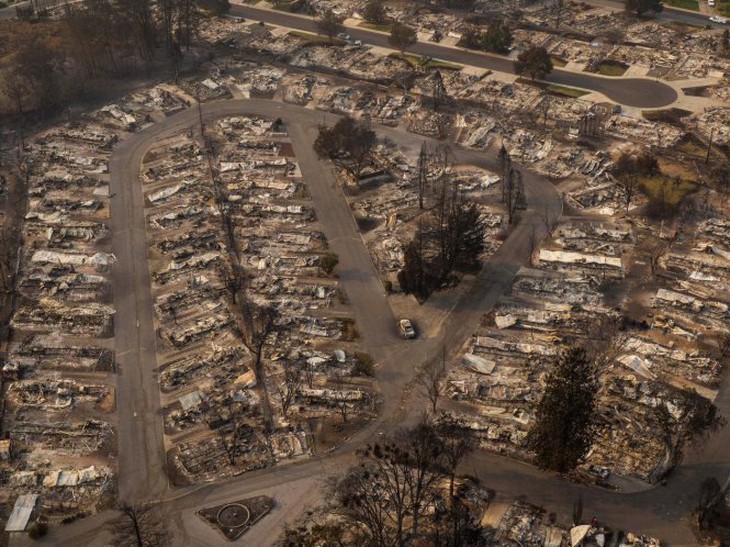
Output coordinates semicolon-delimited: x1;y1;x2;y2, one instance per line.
319;253;339;275
353;352;375;377
28;522;49;539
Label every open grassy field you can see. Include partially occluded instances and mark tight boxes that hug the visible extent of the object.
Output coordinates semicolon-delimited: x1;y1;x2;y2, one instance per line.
638;175;697;207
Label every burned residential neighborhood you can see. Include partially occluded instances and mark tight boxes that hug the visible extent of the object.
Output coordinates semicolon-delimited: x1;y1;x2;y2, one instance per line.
0;0;729;545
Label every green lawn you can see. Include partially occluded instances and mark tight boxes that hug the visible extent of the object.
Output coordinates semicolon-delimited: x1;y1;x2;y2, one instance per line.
389;52;463;71
547;85;589;98
597;60;628;76
665;0;700;10
638;175;697;207
719;1;730;16
358;21;392;33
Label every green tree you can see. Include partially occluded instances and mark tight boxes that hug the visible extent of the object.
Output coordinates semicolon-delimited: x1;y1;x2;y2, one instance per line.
481;20;512;53
363;0;386;24
526;346;598;473
514;46;553;82
318;252;339;275
389;21;417;55
398;224;430;298
458;25;482;49
316;9;345;40
314;116;377;181
625;0;663;16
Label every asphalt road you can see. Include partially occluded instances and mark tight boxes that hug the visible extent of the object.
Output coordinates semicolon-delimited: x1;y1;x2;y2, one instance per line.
33;99;723;546
585;0;727;27
109;120;170;503
230;4;678;108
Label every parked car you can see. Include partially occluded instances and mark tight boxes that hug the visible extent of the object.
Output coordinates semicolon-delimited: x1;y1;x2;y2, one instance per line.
398;319;416;339
710;14;729;23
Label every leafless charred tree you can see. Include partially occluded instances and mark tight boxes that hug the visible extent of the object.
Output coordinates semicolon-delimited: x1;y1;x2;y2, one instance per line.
652;387;725;467
415;142;430;210
214;402;255;467
330;372;354;423
499;144;511;204
415;347;447;414
333;421;448;543
432;69;446;110
304;359;317;388
617;173;639;213
273;366;302;418
648;242;668;276
219;263;246;304
113;502;170;547
540;202;558;237
505;167;525;224
435;415;477;498
238;300;279;431
498;146;525;224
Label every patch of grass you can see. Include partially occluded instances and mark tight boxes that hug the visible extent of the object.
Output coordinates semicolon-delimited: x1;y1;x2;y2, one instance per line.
288;30;340;45
547;85;589;98
426;58;463;71
663;20;705;32
638;174;697;207
675;136;707;157
388;52;462;71
550;55;567;67
597;60;628;76
642;107;692;127
720;2;730;16
665;0;699;10
358;21;392;32
272;0;302;12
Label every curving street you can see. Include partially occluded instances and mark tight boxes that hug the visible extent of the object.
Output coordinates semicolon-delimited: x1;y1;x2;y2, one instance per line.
229;4;679;109
41;97;724;546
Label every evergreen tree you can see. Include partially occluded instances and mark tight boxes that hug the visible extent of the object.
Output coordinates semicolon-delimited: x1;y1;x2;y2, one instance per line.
625;0;663;16
389;22;417;54
481;20;512;54
316;9;345;40
363;0;387;24
527;346;598;473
